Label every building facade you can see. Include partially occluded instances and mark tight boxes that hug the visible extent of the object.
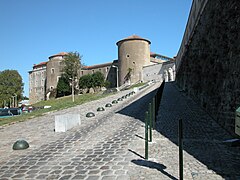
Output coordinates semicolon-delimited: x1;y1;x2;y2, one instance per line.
46;52;68;99
29;62;47;104
29;35;174;104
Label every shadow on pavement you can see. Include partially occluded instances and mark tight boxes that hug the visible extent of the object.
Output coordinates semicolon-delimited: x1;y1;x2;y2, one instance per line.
117;87;157;123
128;149;145;159
117;82;240;179
131;159;177;180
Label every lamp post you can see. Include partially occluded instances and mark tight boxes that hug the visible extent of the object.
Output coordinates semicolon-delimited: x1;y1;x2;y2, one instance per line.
9;98;11;108
14;93;17;107
69;77;75;102
112;65;119;89
12;96;15;107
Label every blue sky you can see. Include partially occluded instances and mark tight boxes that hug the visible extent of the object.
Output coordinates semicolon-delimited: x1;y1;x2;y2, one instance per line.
0;0;192;96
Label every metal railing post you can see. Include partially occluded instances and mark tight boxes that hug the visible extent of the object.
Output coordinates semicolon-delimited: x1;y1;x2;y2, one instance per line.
149;103;152;142
152;97;156;129
179;119;183;180
145;111;149;160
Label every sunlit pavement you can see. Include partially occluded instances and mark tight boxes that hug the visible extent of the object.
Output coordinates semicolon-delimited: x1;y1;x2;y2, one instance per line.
0;82;239;179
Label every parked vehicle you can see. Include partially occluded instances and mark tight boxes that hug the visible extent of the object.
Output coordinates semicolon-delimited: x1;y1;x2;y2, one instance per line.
0;108;22;117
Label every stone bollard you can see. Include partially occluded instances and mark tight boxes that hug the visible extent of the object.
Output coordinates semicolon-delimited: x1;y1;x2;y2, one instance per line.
55;114;81;132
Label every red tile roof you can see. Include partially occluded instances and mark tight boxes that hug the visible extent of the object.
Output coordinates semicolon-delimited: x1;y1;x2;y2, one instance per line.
116;34;151;45
150;52;157;57
82;62;113;70
33;61;47;68
49;52;68;59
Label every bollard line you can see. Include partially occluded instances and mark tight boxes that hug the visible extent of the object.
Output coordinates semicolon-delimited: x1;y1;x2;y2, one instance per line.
179;119;183;180
145;111;149;160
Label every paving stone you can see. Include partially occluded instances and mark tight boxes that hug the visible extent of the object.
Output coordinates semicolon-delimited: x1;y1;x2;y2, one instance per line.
50;169;62;174
1;83;238;179
89;170;100;175
101;170;114;176
116;175;130;180
1;173;14;178
114;169;126;175
12;173;25;178
101;176;117;180
112;166;122;170
86;175;100;180
59;175;72;180
72;175;87;179
36;174;49;179
46;174;61;179
26;169;40;174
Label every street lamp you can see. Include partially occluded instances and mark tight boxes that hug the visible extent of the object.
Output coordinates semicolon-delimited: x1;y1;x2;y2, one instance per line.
14;93;17;107
112;65;119;89
12;96;15;107
69;77;75;102
9;98;11;108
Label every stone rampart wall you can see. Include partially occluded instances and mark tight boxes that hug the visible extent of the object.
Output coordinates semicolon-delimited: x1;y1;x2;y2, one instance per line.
176;0;240;136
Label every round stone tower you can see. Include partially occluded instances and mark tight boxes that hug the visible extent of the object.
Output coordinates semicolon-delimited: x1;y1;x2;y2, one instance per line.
46;52;68;93
116;35;151;86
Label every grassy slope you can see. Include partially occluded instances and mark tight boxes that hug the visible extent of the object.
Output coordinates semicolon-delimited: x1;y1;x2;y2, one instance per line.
0;92;112;126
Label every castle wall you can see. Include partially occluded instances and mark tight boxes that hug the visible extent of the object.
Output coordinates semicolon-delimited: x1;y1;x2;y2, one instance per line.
176;0;240;136
46;58;64;92
81;64;117;88
143;61;175;82
29;65;46;104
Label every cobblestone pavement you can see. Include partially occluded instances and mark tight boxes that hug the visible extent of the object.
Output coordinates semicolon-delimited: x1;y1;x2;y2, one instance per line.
127;82;240;180
0;83;158;180
0;82;240;180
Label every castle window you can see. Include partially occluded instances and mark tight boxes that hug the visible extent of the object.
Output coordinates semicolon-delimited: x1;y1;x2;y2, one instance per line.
51;68;55;74
57;76;61;82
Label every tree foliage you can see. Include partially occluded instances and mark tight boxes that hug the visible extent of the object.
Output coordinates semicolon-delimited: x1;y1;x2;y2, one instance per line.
62;51;82;94
0;70;24;107
79;72;106;91
79;74;93;89
62;52;81;80
56;76;71;97
92;71;105;88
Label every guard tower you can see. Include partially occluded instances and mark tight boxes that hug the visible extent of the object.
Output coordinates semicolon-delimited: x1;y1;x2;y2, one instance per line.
46;52;68;93
116;35;151;86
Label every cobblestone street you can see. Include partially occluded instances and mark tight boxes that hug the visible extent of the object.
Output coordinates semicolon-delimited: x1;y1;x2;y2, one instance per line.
0;82;240;179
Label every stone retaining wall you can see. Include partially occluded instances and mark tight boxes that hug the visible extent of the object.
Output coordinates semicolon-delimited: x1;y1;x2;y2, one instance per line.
176;0;240;136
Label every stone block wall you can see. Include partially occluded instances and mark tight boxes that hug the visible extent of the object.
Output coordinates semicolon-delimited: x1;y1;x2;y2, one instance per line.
176;0;240;136
143;62;175;82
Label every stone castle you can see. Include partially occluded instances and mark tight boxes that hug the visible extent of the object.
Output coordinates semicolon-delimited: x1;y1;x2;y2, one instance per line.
29;35;175;104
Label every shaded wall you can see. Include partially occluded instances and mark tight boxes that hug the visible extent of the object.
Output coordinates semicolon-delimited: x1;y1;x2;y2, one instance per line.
176;0;240;136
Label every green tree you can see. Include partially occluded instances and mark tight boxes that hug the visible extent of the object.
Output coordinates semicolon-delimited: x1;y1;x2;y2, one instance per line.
79;72;108;92
56;76;71;97
63;52;82;82
79;74;93;89
0;70;24;107
92;71;105;88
